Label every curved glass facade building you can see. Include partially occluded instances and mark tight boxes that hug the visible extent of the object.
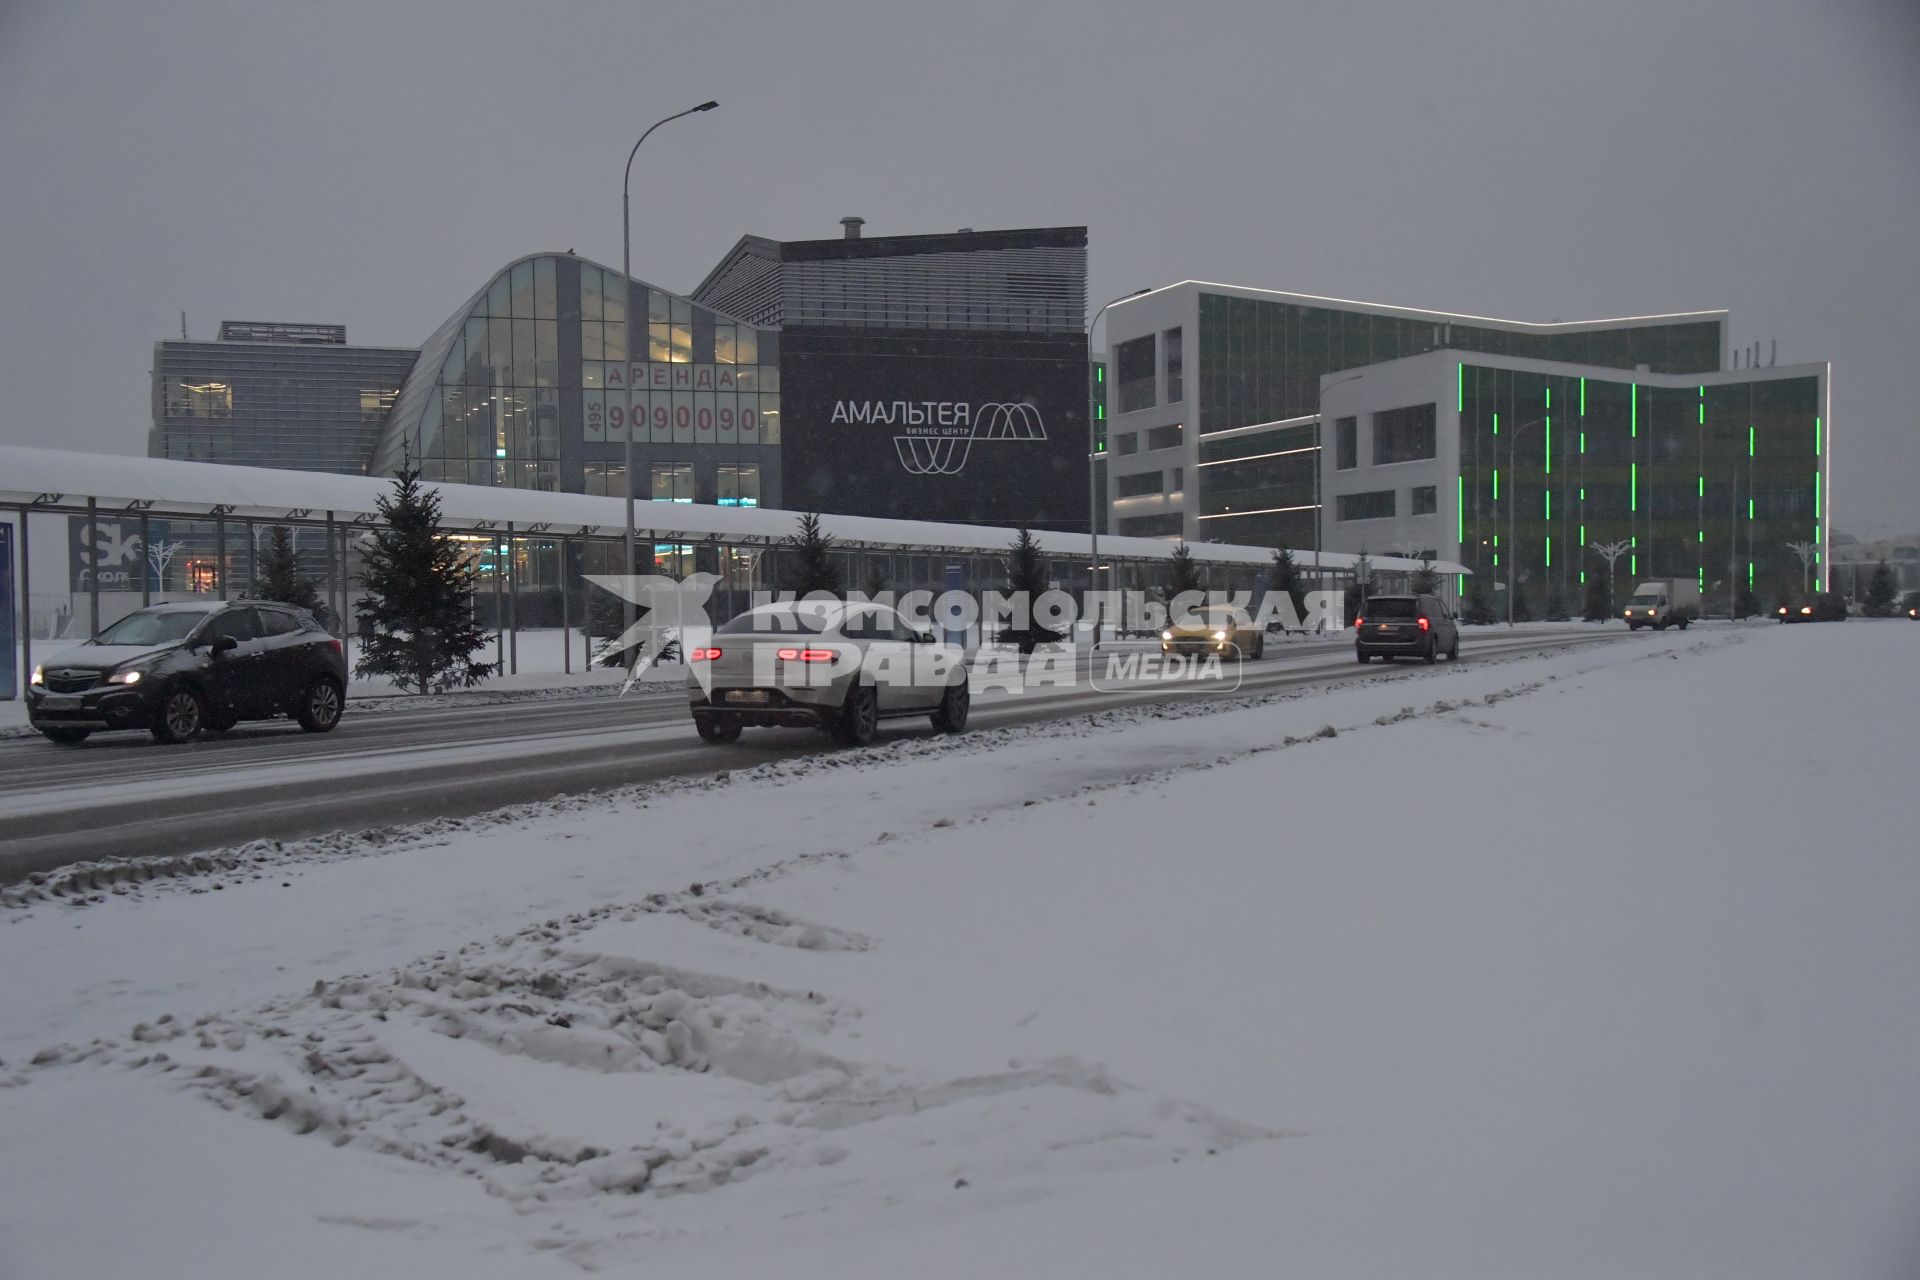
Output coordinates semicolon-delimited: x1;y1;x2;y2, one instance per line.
374;253;780;509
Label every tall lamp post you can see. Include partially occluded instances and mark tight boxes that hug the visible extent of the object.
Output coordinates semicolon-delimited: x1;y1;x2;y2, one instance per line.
622;100;717;624
1086;287;1150;646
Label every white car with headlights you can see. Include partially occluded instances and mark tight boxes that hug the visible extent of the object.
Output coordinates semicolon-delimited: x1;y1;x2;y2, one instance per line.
688;602;970;746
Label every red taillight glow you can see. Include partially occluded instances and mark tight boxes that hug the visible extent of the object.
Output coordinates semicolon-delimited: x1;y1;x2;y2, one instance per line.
327;638;343;656
1417;616;1431;632
1354;617;1364;629
775;647;835;663
690;647;722;661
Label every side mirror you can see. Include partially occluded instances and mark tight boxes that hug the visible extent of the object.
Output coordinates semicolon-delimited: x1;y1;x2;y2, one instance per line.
211;635;238;655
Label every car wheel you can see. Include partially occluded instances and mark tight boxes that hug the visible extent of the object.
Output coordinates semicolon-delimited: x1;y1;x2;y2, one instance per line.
931;678;970;734
38;727;90;745
1250;634;1265;660
294;677;343;733
835;683;879;747
695;716;741;744
1676;617;1690;631
150;686;205;744
203;711;238;733
1423;636;1438;665
1448;634;1460;661
1355;648;1369;665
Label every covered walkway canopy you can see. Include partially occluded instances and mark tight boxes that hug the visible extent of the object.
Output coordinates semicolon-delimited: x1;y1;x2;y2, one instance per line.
1;443;1466;683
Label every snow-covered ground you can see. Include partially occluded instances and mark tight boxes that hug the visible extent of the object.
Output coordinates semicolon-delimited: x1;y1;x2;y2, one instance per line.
2;623;1917;1277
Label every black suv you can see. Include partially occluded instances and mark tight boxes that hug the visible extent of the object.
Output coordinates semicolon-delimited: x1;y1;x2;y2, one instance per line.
27;600;347;745
1354;593;1461;664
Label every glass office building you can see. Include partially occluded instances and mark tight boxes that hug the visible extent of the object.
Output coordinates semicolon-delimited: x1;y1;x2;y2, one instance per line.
150;323;419;475
1318;350;1831;613
1101;282;1731;549
374;254;782;511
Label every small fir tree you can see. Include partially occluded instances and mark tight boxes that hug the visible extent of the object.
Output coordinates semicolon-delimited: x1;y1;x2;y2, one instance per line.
1544;583;1570;621
1510;581;1534;622
782;513;842;598
1734;584;1761;620
1004;528;1061;655
1864;560;1897;617
353;467;493;694
1165;541;1205;601
1582;573;1612;622
1409;554;1441;597
1268;547;1307;625
1463;580;1496;625
255;526;320;613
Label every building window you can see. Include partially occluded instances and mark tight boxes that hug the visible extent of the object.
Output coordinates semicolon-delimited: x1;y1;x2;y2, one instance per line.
1146;423;1184;452
717;463;760;507
1337;490;1396;521
169;379;232;418
1336;416;1357;470
1118;512;1185;537
1115;334;1156;413
583;463;628;496
1411;485;1438;515
1114;432;1139;456
1116;471;1165;497
1172;467;1184;491
1164;327;1183;404
1373;403;1437;465
650;463;694;503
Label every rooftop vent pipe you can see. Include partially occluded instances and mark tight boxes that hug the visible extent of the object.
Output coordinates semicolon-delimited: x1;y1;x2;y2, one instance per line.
840;216;864;240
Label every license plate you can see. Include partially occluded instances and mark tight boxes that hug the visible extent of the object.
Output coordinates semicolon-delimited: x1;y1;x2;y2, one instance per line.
726;690;771;705
1377;624;1392;631
39;694;80;709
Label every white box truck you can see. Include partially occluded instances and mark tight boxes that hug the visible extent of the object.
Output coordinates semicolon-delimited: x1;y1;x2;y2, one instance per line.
1623;578;1700;630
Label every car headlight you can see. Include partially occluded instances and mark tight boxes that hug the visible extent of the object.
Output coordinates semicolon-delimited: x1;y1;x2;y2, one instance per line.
1160;630;1173;641
106;669;143;685
29;664;44;686
1211;630;1227;641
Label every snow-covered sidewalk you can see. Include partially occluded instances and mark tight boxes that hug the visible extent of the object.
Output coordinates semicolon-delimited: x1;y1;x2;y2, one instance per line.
2;623;1916;1278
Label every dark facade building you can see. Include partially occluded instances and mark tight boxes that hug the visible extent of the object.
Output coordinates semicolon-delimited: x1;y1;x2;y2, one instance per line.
695;223;1091;530
1102;282;1733;550
1320;350;1830;611
150;322;418;474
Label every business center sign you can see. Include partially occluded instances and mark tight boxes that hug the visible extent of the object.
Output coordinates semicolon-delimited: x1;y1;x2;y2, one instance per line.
782;335;1088;529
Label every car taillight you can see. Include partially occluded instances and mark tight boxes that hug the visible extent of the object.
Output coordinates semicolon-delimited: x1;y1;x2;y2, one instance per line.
1353;617;1364;628
690;647;722;661
777;648;835;663
1417;616;1430;632
328;638;343;656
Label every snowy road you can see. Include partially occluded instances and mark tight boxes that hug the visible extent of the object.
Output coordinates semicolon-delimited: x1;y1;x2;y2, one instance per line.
3;622;1915;1279
0;627;1633;877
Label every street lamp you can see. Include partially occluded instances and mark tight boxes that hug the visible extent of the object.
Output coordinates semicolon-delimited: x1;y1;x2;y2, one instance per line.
1786;540;1818;595
621;100;717;626
1086;286;1150;647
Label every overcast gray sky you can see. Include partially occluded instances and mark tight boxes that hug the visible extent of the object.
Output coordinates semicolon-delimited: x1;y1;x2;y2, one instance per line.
1;0;1914;534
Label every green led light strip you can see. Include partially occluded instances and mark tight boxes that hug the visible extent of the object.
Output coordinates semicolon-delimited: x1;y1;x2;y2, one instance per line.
1580;524;1586;544
1545;491;1551;519
1493;468;1499;500
1580;430;1586;454
1815;416;1821;455
1814;472;1821;519
1457;364;1463;413
1493;411;1500;436
1456;475;1464;544
1631;463;1637;511
1747;498;1754;520
1698;476;1704;498
1749;425;1754;457
1631;385;1637;437
1580;377;1586;416
1546;536;1552;568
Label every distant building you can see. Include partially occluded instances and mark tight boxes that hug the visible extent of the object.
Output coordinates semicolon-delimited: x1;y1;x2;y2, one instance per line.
150;322;418;475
